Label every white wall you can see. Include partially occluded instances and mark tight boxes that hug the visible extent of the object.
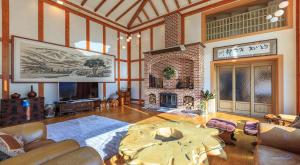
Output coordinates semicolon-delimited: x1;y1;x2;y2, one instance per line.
9;0;39;100
3;1;128;104
204;29;296;115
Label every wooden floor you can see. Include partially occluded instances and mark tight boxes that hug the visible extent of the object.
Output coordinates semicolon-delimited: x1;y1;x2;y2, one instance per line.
44;104;262;165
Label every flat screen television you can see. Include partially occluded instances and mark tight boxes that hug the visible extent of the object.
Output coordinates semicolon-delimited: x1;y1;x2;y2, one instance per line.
59;82;98;101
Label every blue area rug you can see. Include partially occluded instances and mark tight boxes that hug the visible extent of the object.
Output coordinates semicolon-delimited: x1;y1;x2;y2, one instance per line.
47;115;129;160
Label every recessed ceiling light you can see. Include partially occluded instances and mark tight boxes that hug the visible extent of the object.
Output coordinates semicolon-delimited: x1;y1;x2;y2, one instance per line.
274;10;285;17
266;15;273;20
279;1;289;9
270;17;279;23
56;0;63;5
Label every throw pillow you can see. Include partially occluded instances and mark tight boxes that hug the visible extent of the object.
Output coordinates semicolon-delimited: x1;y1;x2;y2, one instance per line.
0;132;25;157
290;116;300;129
0;151;10;161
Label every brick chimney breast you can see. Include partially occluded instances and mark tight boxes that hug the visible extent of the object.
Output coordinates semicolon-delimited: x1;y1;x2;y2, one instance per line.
165;13;182;48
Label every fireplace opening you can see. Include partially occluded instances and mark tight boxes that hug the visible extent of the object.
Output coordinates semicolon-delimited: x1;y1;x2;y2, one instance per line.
160;93;177;108
149;94;156;104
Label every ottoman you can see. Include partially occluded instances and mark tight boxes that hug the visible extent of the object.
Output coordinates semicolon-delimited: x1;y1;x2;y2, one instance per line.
206;118;237;144
244;121;259;136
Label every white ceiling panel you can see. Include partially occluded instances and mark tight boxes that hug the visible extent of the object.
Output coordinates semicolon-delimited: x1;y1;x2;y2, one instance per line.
64;0;223;28
143;3;156;19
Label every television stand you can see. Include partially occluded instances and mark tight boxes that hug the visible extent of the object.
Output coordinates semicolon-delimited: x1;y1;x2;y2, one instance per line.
56;99;100;116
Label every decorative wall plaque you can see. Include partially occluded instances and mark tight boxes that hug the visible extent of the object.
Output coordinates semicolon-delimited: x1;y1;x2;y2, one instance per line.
213;39;277;61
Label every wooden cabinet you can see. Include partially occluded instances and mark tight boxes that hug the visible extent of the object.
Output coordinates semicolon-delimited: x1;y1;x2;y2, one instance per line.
119;89;131;105
0;97;44;126
57;100;95;116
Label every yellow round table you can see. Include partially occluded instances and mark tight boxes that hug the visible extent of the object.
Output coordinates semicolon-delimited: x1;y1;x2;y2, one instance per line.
119;121;227;165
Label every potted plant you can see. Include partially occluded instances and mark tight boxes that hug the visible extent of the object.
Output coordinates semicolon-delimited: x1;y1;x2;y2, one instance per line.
163;67;176;80
163;67;176;88
198;90;215;115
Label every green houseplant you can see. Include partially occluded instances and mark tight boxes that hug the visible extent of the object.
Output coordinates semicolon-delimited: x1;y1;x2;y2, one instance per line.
198;90;215;115
163;67;176;80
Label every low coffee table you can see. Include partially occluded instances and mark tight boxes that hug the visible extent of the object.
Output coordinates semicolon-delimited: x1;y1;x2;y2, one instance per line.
119;121;226;165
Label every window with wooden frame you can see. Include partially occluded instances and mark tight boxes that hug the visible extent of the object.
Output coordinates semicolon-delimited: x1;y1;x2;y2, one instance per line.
202;0;293;43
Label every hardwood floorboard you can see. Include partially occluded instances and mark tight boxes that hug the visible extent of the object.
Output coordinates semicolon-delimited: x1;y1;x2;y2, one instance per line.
44;104;261;165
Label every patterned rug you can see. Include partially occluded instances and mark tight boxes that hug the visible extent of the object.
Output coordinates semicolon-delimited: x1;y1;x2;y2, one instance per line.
47;115;129;160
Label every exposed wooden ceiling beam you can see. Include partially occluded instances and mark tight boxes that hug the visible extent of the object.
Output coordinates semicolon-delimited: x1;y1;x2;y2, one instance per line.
174;0;180;9
149;0;159;16
94;0;106;12
187;0;192;4
106;0;124;17
115;0;141;21
127;0;148;28
81;0;88;6
137;16;143;23
142;9;150;20
162;0;170;13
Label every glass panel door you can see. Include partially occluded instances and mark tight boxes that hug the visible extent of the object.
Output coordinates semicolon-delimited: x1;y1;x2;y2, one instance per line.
218;66;233;112
252;64;273;115
235;66;251;114
217;61;274;116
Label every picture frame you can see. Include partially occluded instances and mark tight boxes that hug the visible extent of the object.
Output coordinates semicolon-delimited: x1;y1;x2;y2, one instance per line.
213;39;277;61
12;36;116;83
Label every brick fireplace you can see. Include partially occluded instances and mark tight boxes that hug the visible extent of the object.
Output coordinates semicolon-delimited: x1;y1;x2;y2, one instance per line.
144;13;205;109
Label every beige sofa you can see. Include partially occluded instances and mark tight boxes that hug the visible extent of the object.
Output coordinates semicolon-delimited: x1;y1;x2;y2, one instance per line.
0;122;103;165
255;123;300;165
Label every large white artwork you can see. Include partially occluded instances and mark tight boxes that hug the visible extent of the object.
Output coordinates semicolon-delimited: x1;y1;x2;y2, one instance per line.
12;36;115;82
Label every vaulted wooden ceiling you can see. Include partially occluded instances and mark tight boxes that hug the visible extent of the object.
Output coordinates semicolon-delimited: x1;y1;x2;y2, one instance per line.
66;0;208;28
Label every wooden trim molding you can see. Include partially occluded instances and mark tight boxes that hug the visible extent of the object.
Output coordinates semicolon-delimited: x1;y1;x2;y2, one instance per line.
117;32;121;93
2;0;9;99
102;26;107;98
297;0;300;115
86;18;90;50
210;55;284;115
38;0;44;97
65;11;70;47
138;32;142;104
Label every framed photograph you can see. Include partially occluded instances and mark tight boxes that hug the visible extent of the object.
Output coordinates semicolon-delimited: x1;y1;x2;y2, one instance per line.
12;36;115;83
213;39;277;61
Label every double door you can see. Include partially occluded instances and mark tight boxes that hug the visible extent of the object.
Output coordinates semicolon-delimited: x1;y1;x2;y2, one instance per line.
217;62;275;116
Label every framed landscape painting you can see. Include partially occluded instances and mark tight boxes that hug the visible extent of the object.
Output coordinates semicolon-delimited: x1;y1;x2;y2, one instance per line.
12;36;115;83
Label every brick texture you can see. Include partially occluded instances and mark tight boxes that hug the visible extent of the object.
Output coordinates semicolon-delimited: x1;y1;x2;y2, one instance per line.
165;13;182;48
144;43;204;109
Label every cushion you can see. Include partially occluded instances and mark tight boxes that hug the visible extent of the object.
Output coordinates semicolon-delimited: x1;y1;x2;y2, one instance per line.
255;145;300;165
290;116;300;129
206;118;237;133
0;132;25;157
244;121;259;135
0;151;10;161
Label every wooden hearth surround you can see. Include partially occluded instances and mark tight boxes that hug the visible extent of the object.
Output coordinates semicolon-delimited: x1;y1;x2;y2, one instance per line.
210;55;284;115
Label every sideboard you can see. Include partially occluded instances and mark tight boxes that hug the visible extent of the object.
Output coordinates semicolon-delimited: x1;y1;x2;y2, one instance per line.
0;97;44;127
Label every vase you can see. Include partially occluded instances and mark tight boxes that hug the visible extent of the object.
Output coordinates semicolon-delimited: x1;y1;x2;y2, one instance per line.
11;93;21;99
27;85;37;98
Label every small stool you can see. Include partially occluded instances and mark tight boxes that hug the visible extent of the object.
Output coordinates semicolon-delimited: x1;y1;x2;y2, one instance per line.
206;118;237;145
244;121;259;136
